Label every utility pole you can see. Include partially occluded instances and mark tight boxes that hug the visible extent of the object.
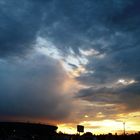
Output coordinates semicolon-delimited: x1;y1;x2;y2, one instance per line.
123;122;125;135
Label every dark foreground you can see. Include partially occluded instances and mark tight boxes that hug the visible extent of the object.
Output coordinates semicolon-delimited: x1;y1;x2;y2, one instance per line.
0;122;140;140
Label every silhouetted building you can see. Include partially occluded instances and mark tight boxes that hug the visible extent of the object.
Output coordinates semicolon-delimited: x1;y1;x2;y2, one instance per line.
0;122;57;139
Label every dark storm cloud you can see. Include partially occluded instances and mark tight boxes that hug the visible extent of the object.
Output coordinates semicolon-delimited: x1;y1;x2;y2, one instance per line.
40;0;140;54
70;0;140;91
0;53;73;120
0;0;139;56
0;0;49;57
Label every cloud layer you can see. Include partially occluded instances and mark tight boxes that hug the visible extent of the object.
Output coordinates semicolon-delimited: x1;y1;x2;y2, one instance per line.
0;0;140;125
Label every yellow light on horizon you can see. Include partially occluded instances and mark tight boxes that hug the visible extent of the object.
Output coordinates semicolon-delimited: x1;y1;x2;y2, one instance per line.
57;116;140;135
84;115;89;118
57;124;77;134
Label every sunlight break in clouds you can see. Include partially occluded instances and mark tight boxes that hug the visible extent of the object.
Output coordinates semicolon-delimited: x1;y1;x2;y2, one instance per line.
117;79;137;86
36;37;89;78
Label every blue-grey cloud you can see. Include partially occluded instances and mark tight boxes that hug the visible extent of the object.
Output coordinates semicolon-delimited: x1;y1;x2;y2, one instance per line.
0;53;73;121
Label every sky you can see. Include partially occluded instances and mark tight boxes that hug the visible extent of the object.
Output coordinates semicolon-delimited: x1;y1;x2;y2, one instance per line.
0;0;140;134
